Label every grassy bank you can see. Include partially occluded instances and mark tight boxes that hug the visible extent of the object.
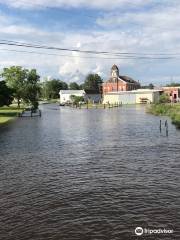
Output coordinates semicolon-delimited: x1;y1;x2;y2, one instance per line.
148;103;180;128
0;106;24;125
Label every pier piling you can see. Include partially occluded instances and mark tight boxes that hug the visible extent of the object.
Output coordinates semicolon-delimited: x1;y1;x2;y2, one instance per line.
160;120;162;132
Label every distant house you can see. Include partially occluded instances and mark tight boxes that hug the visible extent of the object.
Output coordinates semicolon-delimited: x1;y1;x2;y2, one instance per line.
59;90;86;104
162;86;180;102
103;65;140;94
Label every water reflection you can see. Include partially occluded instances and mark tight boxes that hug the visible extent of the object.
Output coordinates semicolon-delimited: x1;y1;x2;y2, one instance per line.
0;104;179;239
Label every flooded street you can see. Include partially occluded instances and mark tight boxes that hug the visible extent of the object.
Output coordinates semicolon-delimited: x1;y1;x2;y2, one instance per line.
0;104;180;239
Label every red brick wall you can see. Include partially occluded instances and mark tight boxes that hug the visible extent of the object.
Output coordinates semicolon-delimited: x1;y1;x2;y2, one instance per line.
102;81;139;94
163;88;179;100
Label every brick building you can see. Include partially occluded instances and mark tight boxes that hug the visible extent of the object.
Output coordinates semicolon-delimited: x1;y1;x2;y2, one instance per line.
102;65;140;94
162;86;180;102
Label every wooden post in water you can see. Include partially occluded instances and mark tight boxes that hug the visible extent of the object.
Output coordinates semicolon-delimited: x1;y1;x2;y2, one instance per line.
165;120;167;127
39;109;41;117
166;123;168;136
165;120;168;136
160;120;162;132
104;104;106;109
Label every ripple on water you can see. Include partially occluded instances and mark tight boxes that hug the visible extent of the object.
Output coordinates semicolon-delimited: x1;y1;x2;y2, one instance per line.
0;105;180;240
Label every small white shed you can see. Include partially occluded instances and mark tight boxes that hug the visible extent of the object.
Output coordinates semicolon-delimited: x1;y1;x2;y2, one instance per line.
59;90;86;104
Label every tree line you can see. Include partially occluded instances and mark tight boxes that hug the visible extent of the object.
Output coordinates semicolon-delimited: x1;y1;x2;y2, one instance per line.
41;73;103;99
2;65;178;108
0;66;103;108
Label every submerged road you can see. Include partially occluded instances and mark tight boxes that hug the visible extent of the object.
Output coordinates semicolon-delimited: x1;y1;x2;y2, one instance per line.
0;104;179;239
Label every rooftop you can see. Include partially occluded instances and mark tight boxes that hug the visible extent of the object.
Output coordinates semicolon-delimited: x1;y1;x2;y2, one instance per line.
105;89;163;95
59;90;85;94
111;64;119;70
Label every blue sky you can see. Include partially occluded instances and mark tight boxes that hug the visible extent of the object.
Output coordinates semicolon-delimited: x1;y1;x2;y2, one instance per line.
0;0;180;85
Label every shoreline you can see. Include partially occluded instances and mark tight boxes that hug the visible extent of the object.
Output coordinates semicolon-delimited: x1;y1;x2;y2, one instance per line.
147;103;180;128
0;106;24;126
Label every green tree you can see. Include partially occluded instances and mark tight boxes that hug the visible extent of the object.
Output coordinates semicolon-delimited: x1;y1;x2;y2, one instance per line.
149;83;154;89
1;66;28;107
23;69;40;110
166;82;180;87
42;79;68;99
79;83;84;90
1;66;40;109
83;74;103;93
61;81;68;90
69;82;80;90
141;83;154;89
159;93;170;103
70;95;84;104
0;81;13;107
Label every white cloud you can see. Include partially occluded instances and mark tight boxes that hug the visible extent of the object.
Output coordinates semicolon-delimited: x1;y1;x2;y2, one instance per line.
58;51;110;83
1;2;180;85
0;0;155;10
97;4;180;31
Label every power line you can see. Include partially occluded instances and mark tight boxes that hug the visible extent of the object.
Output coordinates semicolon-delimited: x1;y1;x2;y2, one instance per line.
0;40;138;56
0;47;133;59
0;47;177;60
0;39;179;58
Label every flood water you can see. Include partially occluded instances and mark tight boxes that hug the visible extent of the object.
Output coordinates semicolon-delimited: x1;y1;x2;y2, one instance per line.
0;104;180;240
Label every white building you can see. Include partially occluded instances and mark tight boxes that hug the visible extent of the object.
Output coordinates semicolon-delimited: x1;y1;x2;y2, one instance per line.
59;90;86;104
103;89;162;104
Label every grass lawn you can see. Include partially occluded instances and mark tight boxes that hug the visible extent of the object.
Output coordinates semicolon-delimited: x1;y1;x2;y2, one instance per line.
0;106;24;125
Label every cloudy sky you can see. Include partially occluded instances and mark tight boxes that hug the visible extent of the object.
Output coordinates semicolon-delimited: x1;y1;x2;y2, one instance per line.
0;0;180;85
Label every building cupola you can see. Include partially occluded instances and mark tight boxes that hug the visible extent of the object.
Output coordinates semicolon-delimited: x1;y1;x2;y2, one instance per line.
111;64;119;78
